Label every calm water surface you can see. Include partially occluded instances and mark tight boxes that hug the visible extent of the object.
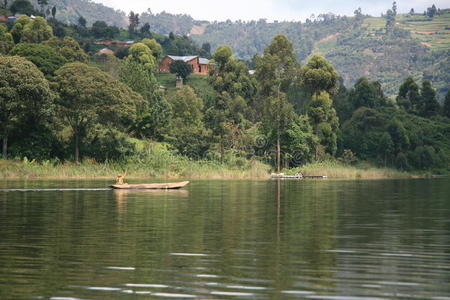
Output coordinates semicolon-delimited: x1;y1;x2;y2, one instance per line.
0;179;449;300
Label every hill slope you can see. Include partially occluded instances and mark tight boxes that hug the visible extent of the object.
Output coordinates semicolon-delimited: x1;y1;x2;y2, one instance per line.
191;12;450;98
29;0;449;98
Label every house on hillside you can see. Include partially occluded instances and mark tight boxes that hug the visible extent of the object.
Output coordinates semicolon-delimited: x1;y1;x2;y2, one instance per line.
95;48;115;56
159;55;213;75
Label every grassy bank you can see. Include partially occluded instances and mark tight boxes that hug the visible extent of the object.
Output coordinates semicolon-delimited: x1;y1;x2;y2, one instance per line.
287;161;413;179
1;159;418;180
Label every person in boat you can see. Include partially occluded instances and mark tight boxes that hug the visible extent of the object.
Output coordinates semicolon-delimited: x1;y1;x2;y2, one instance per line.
116;171;127;185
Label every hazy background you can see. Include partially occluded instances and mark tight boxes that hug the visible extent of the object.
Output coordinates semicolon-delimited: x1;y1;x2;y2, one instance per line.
94;0;449;21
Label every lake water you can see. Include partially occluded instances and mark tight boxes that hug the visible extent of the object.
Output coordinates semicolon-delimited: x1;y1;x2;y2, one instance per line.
0;179;449;300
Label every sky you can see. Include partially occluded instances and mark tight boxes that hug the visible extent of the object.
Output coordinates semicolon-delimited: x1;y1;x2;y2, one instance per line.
94;0;449;22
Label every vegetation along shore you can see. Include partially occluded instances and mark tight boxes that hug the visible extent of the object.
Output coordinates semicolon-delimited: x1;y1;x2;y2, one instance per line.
1;1;449;179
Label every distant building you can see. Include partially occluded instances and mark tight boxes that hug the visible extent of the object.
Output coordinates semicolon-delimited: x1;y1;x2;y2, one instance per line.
0;15;7;23
95;48;115;56
159;55;213;75
94;40;134;47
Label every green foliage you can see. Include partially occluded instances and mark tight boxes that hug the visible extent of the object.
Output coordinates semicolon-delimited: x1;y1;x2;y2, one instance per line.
301;54;339;96
418;80;440;117
0;55;53;158
169;60;193;80
349;77;388;110
444;90;450;118
141;38;162;59
342;106;450;170
53;62;143;162
255;34;299;97
397;76;420;111
128;42;156;71
166;86;209;156
307;91;339;155
0;24;14;55
21;16;53;43
9;42;67;76
91;20;119;39
119;58;171;139
10;16;31;43
10;0;35;15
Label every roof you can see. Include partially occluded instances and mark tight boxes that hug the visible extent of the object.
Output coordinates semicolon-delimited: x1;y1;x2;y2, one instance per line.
168;55;198;62
199;58;210;65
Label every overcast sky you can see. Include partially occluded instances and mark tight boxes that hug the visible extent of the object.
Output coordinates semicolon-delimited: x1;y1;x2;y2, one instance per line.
94;0;448;21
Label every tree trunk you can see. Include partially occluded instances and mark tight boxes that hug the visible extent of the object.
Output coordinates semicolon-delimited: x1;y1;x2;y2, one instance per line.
276;135;281;173
2;136;7;160
74;131;79;163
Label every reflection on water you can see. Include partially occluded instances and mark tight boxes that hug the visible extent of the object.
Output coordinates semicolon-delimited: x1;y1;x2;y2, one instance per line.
0;179;449;299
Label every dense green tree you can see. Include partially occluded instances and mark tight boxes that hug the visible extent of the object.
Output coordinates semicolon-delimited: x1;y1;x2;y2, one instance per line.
166;86;209;156
397;76;419;111
10;16;31;43
255;35;300;171
301;54;339;97
91;21;119;39
141;38;162;59
128;11;139;38
255;35;299;97
349;77;388;110
78;16;87;27
127;42;156;70
53;62;143;162
21;17;53;43
119;59;171;139
0;56;53;158
0;24;14;55
418;80;439;117
307;91;339;156
169;60;193;80
58;37;88;62
206;45;256;161
10;0;34;15
9;43;67;76
284;115;318;167
378;132;394;166
443;90;450;119
140;23;151;38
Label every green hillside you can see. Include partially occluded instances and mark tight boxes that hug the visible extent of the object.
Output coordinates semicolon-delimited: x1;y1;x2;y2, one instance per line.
191;12;450;99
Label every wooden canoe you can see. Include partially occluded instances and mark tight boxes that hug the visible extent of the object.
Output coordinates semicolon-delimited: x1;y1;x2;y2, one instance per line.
111;181;189;190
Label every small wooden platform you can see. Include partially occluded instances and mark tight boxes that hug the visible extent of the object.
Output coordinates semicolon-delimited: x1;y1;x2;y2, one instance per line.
271;173;327;179
111;181;190;190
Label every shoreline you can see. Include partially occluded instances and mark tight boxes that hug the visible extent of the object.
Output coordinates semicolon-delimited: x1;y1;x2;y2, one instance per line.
0;159;431;181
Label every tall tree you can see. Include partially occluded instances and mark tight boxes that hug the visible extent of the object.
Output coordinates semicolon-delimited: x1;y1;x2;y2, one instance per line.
307;91;339;156
51;6;56;19
128;11;139;38
419;80;440;117
301;54;339;98
207;45;257;161
78;16;87;27
10;16;31;43
349;77;387;110
167;87;209;156
119;58;171;139
397;76;420;111
0;56;53;158
53;62;142;162
255;35;300;172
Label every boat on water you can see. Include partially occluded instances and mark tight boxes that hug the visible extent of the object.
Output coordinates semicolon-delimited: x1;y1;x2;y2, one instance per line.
111;181;190;190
